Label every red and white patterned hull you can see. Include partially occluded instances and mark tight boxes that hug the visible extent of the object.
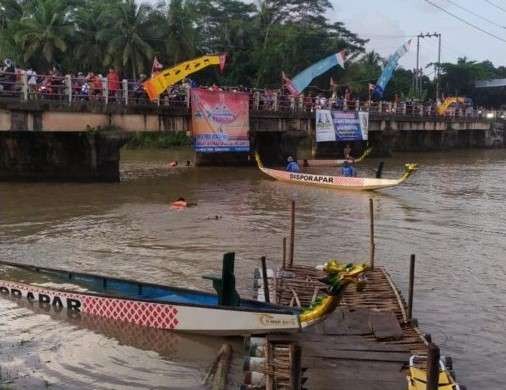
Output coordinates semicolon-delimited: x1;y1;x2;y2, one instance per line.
0;279;300;335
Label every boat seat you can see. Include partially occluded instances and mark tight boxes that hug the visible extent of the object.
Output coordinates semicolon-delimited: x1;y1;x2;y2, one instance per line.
203;252;240;307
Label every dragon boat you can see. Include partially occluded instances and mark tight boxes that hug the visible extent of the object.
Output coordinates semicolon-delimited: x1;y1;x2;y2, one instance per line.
0;253;304;336
298;147;373;167
256;153;417;191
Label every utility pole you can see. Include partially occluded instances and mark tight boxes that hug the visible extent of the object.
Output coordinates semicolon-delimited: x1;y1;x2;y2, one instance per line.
435;33;442;101
416;35;420;98
414;32;441;100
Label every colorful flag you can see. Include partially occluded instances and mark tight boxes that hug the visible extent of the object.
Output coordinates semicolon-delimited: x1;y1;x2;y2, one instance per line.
373;40;411;98
143;54;227;101
283;51;346;96
151;57;163;76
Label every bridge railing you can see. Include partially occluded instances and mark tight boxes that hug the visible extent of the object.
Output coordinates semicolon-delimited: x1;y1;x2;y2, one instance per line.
0;70;497;119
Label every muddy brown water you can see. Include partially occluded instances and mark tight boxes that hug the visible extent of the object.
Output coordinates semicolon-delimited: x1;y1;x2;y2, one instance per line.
1;148;506;389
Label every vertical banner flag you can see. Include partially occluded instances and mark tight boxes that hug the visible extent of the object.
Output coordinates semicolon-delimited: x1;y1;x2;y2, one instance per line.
316;110;369;142
373;40;411;98
151;57;163;76
191;89;250;153
283;51;346;96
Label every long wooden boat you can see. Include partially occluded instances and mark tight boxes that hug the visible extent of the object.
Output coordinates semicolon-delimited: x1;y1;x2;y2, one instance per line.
256;153;417;191
298;147;373;167
0;257;302;336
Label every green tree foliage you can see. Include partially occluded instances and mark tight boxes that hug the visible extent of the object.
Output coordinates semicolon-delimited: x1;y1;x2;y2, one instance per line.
13;0;73;70
99;0;157;78
437;57;506;107
439;57;495;97
0;0;369;87
3;0;505;107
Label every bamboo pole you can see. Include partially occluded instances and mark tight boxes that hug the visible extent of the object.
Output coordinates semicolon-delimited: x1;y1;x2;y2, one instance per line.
427;342;440;390
282;237;287;269
369;198;375;269
212;344;233;390
290;344;302;390
289;200;295;267
408;254;416;320
261;256;270;303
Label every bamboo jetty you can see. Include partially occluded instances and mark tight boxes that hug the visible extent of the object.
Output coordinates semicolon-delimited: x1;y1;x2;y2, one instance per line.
241;200;462;390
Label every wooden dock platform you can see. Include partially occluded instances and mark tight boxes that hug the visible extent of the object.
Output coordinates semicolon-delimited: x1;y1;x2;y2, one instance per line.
247;264;430;390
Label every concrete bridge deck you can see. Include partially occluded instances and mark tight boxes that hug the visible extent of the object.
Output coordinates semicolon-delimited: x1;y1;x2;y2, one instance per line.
0;97;503;181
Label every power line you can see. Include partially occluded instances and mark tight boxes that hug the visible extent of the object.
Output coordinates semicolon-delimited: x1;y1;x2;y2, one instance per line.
424;0;506;44
484;0;506;14
445;0;506;29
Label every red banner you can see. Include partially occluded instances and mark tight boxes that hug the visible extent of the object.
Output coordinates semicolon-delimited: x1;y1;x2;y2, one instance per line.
191;89;250;153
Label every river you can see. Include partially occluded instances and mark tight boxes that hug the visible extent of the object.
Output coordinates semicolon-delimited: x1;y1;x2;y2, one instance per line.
1;148;505;389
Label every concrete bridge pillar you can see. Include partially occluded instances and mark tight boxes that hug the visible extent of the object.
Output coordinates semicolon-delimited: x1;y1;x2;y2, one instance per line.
0;131;128;181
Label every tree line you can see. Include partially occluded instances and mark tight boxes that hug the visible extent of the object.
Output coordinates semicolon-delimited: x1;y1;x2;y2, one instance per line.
1;0;506;106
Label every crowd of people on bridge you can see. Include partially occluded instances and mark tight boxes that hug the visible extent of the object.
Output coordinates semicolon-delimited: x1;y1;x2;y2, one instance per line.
0;57;494;118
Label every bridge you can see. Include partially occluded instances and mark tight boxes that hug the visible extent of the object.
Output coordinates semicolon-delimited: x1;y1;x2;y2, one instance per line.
0;91;501;181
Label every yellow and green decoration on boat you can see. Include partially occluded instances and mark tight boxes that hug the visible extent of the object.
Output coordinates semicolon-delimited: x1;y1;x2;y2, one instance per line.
299;260;368;325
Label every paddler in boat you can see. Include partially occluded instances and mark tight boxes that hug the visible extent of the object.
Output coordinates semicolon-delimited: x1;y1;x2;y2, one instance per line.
343;143;352;160
286;156;301;173
341;159;357;177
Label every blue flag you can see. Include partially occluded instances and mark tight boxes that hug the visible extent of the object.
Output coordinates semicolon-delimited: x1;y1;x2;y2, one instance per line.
373;40;411;98
283;51;346;95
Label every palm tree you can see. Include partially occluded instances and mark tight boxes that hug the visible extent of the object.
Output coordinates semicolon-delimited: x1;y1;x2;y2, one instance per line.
71;0;112;71
13;0;73;69
158;0;198;65
100;0;155;79
0;0;30;64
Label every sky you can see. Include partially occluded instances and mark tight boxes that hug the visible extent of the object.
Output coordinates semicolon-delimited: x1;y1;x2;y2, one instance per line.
334;0;506;75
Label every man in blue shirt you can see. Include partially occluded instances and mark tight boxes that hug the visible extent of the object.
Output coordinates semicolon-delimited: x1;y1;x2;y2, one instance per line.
286;156;301;172
341;160;356;177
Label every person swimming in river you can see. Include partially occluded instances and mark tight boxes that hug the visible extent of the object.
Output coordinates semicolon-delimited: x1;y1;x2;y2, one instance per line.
168;160;192;168
170;197;197;209
286;156;301;173
170;197;187;209
341;160;357;177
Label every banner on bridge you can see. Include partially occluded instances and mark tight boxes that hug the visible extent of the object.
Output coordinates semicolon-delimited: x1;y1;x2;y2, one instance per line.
191;89;250;153
315;110;369;142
